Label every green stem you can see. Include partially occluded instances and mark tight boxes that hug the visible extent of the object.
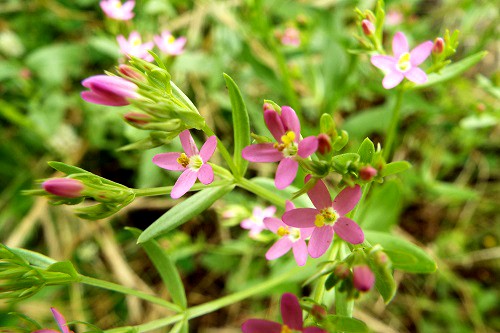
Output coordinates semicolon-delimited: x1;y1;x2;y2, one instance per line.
312;240;341;303
202;124;240;177
383;89;404;161
104;267;305;333
80;275;182;313
236;177;286;207
132;180;232;197
351;182;372;221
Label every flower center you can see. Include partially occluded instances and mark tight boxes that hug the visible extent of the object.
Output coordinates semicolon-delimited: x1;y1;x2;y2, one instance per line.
274;131;298;158
397;52;411;72
131;37;142;47
177;153;203;171
277;226;301;242
314;207;339;227
113;1;122;9
167;35;176;44
281;325;292;333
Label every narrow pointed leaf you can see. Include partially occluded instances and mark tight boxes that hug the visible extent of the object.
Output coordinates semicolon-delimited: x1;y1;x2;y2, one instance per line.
223;73;250;176
357;138;375;164
380;161;411;177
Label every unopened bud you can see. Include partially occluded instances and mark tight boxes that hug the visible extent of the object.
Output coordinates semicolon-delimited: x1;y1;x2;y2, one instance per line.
263;102;274;113
311;304;327;320
432;37;444;54
361;19;375;36
373;250;389;265
124;112;152;127
317;133;332;155
352;265;375;292
334;263;351;279
42;178;84;198
359;165;377;181
119;64;145;81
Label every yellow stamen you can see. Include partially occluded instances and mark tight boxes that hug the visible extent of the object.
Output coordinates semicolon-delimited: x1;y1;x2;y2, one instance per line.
277;226;289;237
397;52;411;72
281;325;292;333
114;1;122;8
167;35;176;44
177;153;190;168
281;131;296;145
315;207;339;227
314;214;325;227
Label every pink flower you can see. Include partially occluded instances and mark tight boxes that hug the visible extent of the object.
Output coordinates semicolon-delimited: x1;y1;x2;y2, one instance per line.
81;75;138;106
282;178;364;258
281;27;300;47
152;130;216;199
154;30;187;56
42;178;84;198
242;293;326;333
352;265;375;292
100;0;135;21
371;32;433;89
264;201;313;266
241;205;276;238
33;307;73;333
117;31;154;62
242;105;318;189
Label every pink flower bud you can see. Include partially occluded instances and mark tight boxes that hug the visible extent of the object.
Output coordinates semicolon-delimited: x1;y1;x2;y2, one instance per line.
361;19;375;36
374;250;389;265
359;165;377;181
124;112;152;127
334;263;351;279
311;304;327;320
81;75;139;106
262;102;274;113
353;265;375;292
43;178;84;198
118;65;145;81
317;133;332;155
432;37;444;54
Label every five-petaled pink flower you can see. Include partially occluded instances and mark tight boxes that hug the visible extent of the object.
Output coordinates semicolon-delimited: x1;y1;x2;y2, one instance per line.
242;293;326;333
242;105;318;189
264;201;313;266
33;307;73;333
152;130;216;199
81;75;138;106
281;27;301;47
117;31;154;62
371;32;433;89
241;205;276;238
100;0;135;21
283;177;364;258
154;30;187;56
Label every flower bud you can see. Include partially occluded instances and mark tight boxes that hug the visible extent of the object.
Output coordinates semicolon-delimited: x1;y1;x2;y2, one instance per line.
361;19;375;36
42;178;84;198
359;165;377;181
311;304;327;321
432;37;444;54
317;133;332;155
352;265;375;292
373;250;389;265
124;112;152;128
334;262;351;279
81;75;139;106
281;27;300;47
118;64;145;81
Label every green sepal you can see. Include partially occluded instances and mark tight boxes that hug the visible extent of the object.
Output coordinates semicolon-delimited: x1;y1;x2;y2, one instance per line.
357;138;375;164
320;113;336;136
46;261;80;281
331;153;359;174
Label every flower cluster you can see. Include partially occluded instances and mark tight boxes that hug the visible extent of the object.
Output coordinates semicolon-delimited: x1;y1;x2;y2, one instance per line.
117;30;187;61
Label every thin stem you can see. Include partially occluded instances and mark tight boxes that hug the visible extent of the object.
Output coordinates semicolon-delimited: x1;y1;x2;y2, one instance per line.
236;178;286;207
80;275;182;313
202;124;240;177
312;240;341;303
104;266;305;333
351;182;372;221
383;89;404;161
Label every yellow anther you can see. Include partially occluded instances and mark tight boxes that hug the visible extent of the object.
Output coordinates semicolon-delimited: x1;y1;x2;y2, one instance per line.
132;38;141;47
277;226;289;237
397;52;411;71
114;1;122;8
167;35;176;44
177;153;190;168
281;325;292;333
281;131;296;145
314;214;325;227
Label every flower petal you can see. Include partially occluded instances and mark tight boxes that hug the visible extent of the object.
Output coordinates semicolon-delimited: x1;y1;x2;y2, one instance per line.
242;144;283;162
242;319;282;333
308;226;334;258
382;71;405;89
292;240;308;266
179;130;198;156
307;178;332;210
51;308;70;333
171;169;197;199
392;31;409;57
303;327;327;333
32;330;60;333
333;217;364;244
282;208;318;228
266;238;293;260
152;152;184;171
280;106;300;138
410;41;433;66
264;217;285;233
332;185;361;215
275;158;298;189
199;136;217;162
197;164;214;185
264;110;285;141
298;136;318;158
285;200;296;212
405;67;428;84
281;293;303;330
370;55;397;72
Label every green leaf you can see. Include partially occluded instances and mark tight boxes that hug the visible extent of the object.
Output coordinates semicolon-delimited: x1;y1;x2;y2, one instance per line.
367;249;397;303
223;73;250;176
357;138;375;164
8;247;56;268
47;261;80;280
324;315;369;332
380;161;411;177
414;51;488;89
138;185;234;243
127;228;187;308
365;231;437;273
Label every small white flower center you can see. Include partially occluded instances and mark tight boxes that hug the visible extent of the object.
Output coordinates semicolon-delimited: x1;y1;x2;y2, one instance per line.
397;52;411;72
177;153;203;171
131;37;142;47
314;207;339;227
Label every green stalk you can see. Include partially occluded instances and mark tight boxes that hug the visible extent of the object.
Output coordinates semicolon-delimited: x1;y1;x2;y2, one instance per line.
383;89;404;160
236;177;286;207
80;275;182;312
312;240;341;303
